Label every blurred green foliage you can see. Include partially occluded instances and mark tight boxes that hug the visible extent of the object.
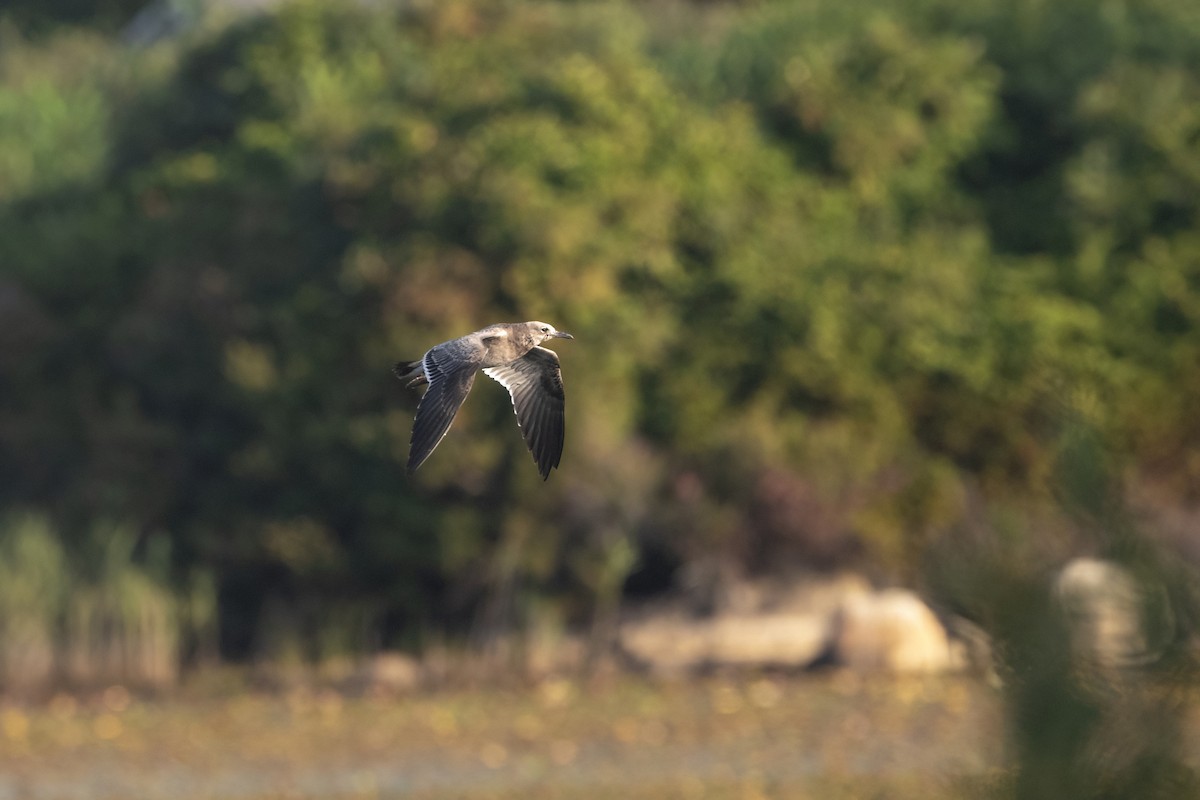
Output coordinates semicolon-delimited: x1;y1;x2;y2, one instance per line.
925;412;1200;799
0;0;1198;662
0;513;193;689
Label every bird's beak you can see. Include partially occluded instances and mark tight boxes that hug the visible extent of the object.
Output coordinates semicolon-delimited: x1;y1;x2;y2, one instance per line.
551;331;574;340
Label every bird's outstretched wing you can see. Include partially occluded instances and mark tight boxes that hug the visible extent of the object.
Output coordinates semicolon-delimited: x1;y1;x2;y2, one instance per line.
483;346;566;480
408;345;479;473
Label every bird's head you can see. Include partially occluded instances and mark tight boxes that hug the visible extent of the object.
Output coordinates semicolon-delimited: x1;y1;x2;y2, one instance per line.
529;321;574;343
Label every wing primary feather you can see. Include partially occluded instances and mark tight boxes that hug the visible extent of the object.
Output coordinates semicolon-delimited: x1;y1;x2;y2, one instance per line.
483;347;565;480
407;360;477;473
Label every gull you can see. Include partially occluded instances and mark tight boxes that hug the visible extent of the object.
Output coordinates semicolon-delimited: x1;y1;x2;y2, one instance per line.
393;321;574;479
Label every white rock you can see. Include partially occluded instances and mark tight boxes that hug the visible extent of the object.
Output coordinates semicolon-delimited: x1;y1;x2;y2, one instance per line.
833;589;957;674
619;573;869;673
354;652;422;694
1055;558;1152;668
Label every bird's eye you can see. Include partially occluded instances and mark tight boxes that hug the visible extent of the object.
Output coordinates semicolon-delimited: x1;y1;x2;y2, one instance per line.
541;327;550;333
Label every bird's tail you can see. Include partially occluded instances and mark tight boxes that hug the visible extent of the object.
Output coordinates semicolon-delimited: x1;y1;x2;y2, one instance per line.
392;360;428;388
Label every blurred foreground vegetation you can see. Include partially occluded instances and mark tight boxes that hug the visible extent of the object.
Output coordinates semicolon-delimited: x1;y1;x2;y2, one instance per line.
0;673;1006;799
1;0;1199;682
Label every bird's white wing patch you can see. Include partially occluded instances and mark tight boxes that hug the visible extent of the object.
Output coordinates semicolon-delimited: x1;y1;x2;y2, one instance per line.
483;365;517;389
422;351;434;385
483;366;521;416
482;349;565;480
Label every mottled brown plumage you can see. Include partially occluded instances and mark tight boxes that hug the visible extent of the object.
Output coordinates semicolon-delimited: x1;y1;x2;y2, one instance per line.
393;322;573;479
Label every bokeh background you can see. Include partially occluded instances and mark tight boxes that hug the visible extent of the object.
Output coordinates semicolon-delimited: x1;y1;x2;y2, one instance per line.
1;0;1199;797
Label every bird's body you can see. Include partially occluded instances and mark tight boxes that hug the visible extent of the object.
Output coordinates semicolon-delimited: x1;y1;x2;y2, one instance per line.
394;321;574;479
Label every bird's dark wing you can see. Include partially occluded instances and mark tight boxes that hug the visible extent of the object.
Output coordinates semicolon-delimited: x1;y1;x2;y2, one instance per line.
407;345;479;473
483;346;566;480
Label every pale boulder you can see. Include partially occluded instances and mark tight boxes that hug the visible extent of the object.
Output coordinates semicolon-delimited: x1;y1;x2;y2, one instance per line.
619;573;869;674
1055;558;1153;668
833;589;958;673
352;652;422;694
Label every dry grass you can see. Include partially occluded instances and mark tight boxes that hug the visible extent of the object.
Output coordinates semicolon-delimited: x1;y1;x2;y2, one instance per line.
0;672;1004;800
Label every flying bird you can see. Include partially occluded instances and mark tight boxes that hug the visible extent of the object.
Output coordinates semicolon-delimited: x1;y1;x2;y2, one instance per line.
393;321;574;479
